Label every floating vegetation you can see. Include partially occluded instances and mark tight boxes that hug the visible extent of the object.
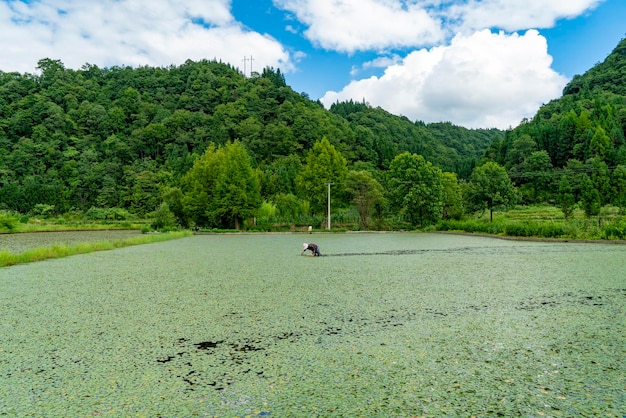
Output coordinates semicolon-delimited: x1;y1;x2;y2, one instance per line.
0;233;624;416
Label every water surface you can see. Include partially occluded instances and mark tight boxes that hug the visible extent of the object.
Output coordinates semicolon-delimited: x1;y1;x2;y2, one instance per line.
1;233;624;416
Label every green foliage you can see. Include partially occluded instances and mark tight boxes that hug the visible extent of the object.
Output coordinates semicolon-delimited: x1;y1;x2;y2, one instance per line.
0;211;19;232
387;152;444;227
491;38;626;199
296;137;348;214
346;170;385;229
272;193;305;221
257;201;277;218
580;175;601;218
182;141;261;229
557;176;575;219
84;207;130;221
30;204;56;217
441;172;464;220
151;202;178;230
437;219;505;235
0;58;499;220
466;161;516;221
602;218;626;239
504;221;565;238
611;164;626;213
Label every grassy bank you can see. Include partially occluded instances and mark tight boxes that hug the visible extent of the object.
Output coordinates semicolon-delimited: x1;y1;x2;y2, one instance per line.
0;231;192;268
436;205;626;241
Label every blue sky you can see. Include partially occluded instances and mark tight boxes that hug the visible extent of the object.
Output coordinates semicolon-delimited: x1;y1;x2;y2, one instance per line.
1;0;624;129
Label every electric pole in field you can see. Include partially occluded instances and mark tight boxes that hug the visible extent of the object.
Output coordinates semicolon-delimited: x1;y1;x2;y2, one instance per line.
327;182;333;230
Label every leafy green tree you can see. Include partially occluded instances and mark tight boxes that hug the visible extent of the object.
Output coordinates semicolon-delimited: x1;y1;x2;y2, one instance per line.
181;143;222;227
151;202;177;230
346;170;385;229
580;174;601;219
272;193;304;221
209;141;261;229
467;161;516;221
296;137;348;214
589;126;611;159
557;175;575;220
387;152;443;226
506;134;537;170
162;186;187;227
611;164;626;214
128;170;160;216
441;172;464;220
261;155;302;197
588;157;611;205
524;150;553;202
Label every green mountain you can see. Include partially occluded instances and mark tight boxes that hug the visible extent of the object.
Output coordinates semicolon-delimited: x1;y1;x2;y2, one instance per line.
0;58;500;215
483;37;626;205
490;37;626;169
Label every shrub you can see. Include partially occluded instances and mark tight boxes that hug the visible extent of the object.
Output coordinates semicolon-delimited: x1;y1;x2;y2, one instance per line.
151;203;178;230
84;207;108;220
0;211;19;232
31;204;56;217
504;221;534;237
257;201;277;219
602;219;626;240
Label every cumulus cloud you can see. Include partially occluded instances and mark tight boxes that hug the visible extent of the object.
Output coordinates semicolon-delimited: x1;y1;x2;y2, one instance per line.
273;0;444;52
320;30;569;129
0;0;292;74
0;0;606;129
446;0;604;33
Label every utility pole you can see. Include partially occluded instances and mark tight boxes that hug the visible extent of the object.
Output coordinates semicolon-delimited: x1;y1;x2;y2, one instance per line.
327;182;333;230
242;56;256;77
242;56;248;77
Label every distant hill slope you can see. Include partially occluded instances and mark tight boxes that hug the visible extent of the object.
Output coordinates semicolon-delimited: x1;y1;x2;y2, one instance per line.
563;38;626;97
490;37;626;169
0;58;501;213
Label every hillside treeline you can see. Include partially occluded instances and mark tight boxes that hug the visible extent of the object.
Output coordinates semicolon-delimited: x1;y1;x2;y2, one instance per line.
485;38;626;209
0;57;498;226
2;37;626;231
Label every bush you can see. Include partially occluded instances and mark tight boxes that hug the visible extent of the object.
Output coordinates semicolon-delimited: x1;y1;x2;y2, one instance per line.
504;221;535;237
0;211;19;232
84;207;130;221
257;201;277;219
31;204;56;217
602;219;626;240
84;207;109;220
151;203;178;230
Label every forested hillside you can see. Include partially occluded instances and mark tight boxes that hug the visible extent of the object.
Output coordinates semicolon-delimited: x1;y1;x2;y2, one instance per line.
0;58;499;224
485;38;626;206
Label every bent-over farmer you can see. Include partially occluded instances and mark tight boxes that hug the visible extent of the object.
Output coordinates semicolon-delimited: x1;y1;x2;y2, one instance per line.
301;243;321;256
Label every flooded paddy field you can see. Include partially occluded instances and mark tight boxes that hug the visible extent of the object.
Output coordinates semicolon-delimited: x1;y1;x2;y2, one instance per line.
0;233;624;416
0;230;142;253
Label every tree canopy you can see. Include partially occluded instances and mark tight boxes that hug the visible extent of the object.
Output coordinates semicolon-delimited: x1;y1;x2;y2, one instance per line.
0;58;499;219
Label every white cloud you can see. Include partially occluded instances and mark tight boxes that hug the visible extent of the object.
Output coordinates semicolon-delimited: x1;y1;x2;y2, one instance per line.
0;0;292;74
273;0;444;52
362;54;403;70
321;30;569;129
446;0;605;33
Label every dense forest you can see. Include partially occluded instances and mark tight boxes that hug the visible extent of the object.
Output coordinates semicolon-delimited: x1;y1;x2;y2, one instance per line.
1;37;625;230
0;56;499;227
485;38;626;209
